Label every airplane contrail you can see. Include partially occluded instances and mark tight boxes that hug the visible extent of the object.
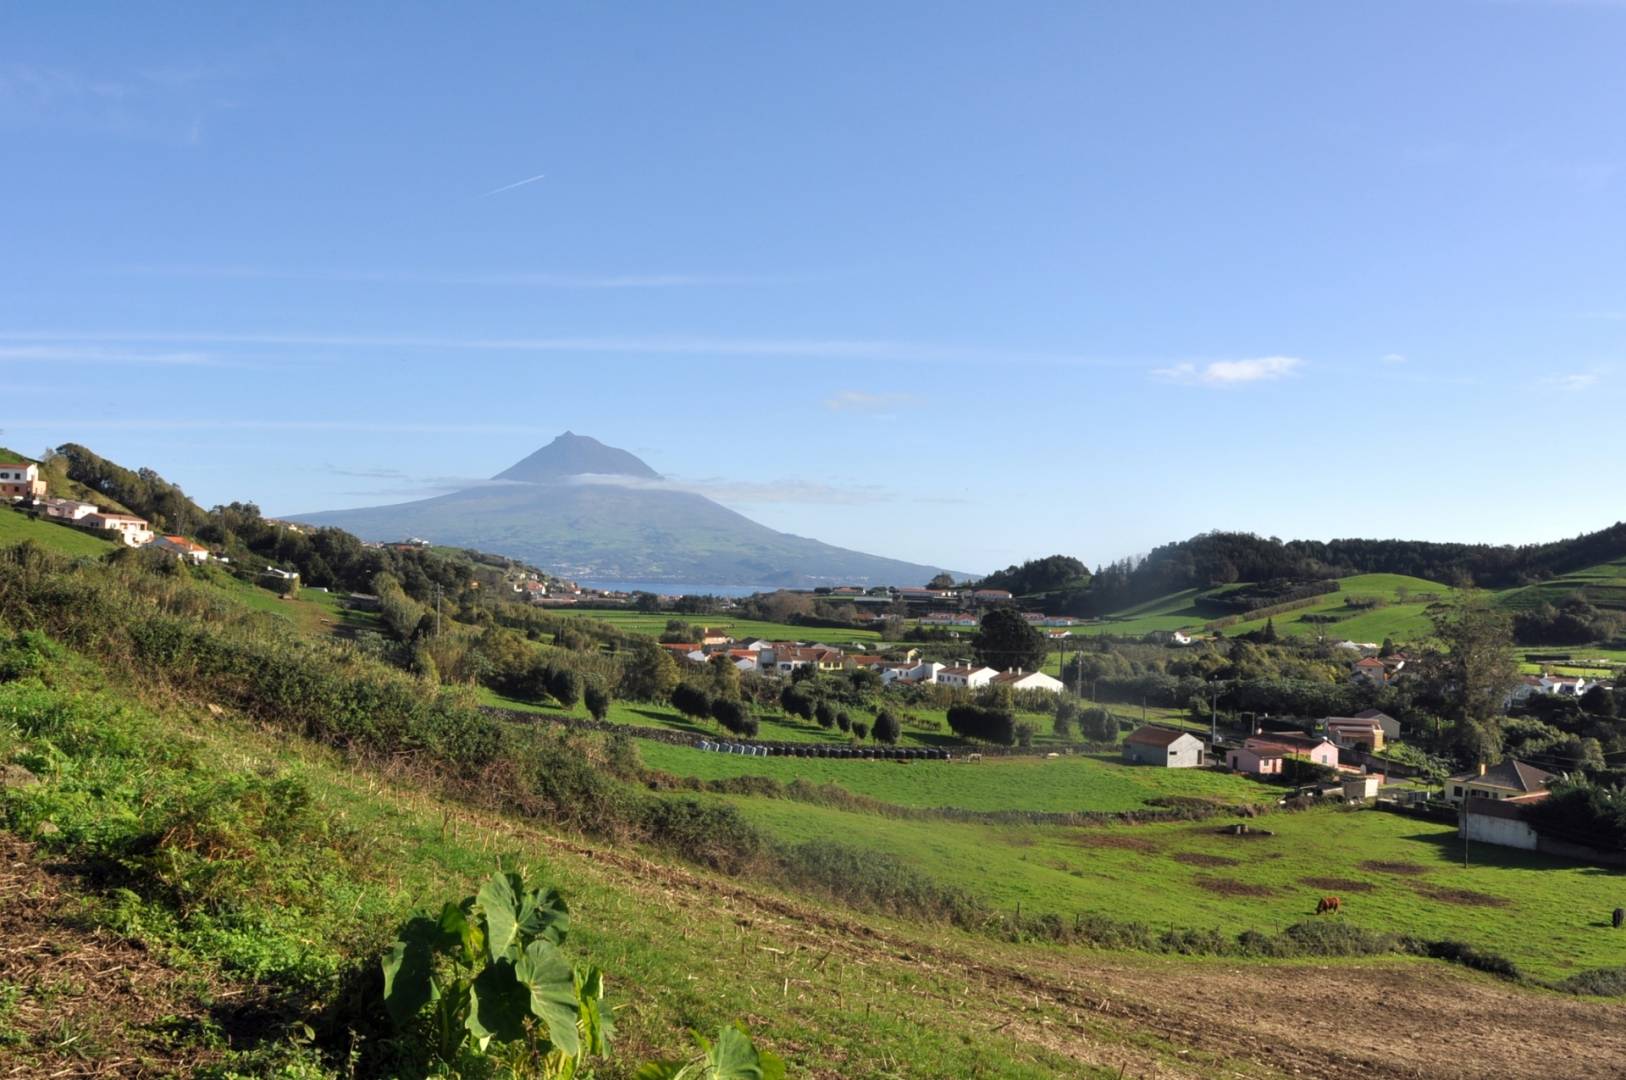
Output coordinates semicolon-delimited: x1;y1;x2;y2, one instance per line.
479;171;548;198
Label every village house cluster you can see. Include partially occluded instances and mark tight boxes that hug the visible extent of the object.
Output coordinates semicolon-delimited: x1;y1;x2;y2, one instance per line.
6;463;295;583
656;632;1068;692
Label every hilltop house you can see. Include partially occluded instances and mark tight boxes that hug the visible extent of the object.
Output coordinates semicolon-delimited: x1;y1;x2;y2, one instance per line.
937;664;997;689
1226;733;1338;776
767;645;845;675
1445;759;1557;804
1122;726;1206;768
0;462;46;501
86;512;153;547
991;669;1065;694
1350;656;1391;687
879;660;944;686
152;535;210;564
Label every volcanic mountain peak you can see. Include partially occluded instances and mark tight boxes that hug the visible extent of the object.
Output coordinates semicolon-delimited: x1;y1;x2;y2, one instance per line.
493;432;662;484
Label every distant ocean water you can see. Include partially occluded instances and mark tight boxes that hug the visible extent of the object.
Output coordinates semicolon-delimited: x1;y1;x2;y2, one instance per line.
577;581;774;598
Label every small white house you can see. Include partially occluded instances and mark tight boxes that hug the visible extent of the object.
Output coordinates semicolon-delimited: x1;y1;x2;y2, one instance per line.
152;535;210;564
937;664;997;689
87;512;154;547
41;497;99;523
991;669;1065;694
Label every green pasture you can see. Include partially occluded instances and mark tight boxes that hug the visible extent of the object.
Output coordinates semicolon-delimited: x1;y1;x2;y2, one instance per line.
1499;557;1626;612
722;797;1626;981
552;607;884;646
0;508;117;558
637;742;1270;814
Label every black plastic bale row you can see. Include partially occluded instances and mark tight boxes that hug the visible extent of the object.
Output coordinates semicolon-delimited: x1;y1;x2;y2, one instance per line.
695;741;950;761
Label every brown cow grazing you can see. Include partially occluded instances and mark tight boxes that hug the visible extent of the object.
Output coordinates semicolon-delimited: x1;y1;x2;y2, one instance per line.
1316;896;1342;916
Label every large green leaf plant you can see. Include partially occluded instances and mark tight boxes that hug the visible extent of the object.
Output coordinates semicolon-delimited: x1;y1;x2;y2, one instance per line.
382;870;611;1077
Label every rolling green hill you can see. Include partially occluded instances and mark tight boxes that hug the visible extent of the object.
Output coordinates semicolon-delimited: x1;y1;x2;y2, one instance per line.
0;506;117;558
1091;573;1446;642
1496;556;1626;612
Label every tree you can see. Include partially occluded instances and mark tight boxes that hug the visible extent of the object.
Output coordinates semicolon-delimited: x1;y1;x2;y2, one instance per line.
814;700;836;729
670;683;712;722
619;639;678;702
1053;697;1080;739
584;679;611;722
851;720;870;741
927;572;957;590
1260;617;1278;644
706;652;741;699
974;608;1047;673
1426;591;1520;764
873;708;901;744
1079;706;1118;742
547;666;582;709
1380;636;1397;658
781;683;815;720
1580;684;1617;718
835;709;852;733
711;697;754;737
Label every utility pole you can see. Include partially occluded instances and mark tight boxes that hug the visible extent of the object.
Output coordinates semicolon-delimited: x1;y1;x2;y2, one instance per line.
434;583;442;638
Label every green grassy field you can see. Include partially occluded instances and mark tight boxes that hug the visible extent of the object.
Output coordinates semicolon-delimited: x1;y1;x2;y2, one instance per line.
1499;556;1626;612
552;607;885;646
0;507;118;558
637;742;1269;813
719;796;1626;981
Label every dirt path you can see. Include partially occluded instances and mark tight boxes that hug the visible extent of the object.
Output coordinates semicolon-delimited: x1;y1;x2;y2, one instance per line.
533;829;1626;1080
0;835;226;1078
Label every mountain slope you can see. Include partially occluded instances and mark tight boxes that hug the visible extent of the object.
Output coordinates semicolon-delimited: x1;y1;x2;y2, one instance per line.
295;433;954;587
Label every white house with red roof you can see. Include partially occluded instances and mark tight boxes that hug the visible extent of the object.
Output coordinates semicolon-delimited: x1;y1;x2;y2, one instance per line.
0;462;46;501
152;535;211;564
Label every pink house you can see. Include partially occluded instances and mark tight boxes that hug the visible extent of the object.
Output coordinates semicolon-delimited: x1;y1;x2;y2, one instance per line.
1226;733;1339;776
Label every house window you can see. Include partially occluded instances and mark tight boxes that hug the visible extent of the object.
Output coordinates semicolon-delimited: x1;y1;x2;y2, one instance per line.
1452;785;1462;797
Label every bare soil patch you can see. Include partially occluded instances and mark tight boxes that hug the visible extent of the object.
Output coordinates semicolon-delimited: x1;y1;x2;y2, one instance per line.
1300;876;1376;893
0;833;232;1077
1361;859;1430;875
1072;832;1157;853
1192;875;1277;898
1170;852;1239;868
1414;883;1512;908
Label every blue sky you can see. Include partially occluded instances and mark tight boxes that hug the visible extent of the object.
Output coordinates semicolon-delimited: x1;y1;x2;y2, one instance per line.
3;2;1624;575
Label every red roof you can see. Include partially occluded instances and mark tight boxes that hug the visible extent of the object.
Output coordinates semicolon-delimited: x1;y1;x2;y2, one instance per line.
1126;726;1191;748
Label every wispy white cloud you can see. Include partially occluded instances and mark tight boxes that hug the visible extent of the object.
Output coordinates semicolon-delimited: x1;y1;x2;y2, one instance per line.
479;172;548;198
0;61;231;144
566;472;890;507
1381;353;1408;365
1151;356;1304;387
0;329;1118;367
0;417;550;435
0;345;221;366
112;264;754;289
823;389;921;413
1542;371;1603;391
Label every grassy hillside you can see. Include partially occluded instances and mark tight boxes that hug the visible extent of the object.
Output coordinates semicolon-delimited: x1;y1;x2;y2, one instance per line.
1087;574;1446;643
0;506;117;558
7;538;1626;1077
0;446;130;512
1498;556;1626;612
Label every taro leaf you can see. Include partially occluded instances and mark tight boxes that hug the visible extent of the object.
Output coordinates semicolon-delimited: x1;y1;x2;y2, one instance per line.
575;964;612;1056
628;1064;686;1080
513;939;581;1058
380;935;436;1028
466;959;530;1050
709;1024;784;1080
517;884;571;946
477;872;522;962
439;901;482;967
